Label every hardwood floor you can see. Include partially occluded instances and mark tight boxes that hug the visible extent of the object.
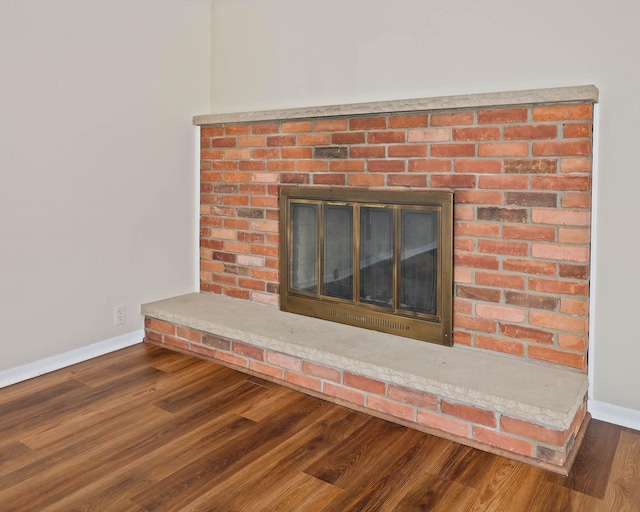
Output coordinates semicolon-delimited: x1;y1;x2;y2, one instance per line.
0;343;638;511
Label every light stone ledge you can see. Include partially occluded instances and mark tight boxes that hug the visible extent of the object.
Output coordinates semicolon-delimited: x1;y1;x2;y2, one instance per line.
193;85;599;126
141;292;588;430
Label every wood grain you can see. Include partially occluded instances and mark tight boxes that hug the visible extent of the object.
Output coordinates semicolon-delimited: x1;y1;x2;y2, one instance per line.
549;417;622;499
603;429;640;511
0;343;637;511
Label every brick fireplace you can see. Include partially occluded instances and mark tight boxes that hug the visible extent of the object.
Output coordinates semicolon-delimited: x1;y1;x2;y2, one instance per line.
142;85;597;473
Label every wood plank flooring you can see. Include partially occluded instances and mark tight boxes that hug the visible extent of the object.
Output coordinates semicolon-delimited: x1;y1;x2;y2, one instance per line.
0;343;638;511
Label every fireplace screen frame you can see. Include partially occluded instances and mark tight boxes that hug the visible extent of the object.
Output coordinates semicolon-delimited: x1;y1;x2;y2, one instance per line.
279;187;453;346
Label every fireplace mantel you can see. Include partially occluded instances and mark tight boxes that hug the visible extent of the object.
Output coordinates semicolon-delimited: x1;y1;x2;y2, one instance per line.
193;85;598;126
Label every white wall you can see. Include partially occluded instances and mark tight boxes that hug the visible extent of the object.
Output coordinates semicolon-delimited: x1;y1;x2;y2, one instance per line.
0;0;210;371
209;0;640;419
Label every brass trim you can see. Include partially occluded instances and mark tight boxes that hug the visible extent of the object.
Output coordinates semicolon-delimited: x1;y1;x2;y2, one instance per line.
354;202;361;308
280;187;453;346
393;206;399;316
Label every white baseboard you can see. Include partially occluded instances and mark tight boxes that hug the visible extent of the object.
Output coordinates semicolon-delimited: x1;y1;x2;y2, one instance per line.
0;329;144;389
589;399;640;431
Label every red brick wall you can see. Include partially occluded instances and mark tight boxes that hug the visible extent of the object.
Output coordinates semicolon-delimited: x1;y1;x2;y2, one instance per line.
199;103;593;371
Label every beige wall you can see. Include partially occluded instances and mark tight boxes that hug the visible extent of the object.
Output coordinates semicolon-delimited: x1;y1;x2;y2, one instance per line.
2;0;637;424
209;0;640;416
0;0;210;370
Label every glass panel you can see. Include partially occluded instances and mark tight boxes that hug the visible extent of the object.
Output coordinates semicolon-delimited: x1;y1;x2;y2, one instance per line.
360;207;393;308
400;209;438;315
323;205;353;300
290;203;317;293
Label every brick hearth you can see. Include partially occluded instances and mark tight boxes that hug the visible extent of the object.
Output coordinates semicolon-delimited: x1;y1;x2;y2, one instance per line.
142;292;588;474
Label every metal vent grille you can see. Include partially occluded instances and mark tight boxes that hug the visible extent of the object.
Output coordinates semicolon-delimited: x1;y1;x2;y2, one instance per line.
312;305;407;332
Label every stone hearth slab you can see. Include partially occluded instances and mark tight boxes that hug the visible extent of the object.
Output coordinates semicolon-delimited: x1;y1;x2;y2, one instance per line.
141;292;587;430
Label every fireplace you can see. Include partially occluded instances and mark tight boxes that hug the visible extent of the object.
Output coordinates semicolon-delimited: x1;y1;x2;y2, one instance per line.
280;186;453;345
143;85;598;472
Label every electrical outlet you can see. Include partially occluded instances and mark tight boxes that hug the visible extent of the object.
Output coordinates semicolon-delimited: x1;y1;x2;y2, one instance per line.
114;304;126;326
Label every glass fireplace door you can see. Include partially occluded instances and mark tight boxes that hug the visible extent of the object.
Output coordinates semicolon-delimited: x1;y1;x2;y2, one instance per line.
359;207;394;309
400;208;438;316
323;204;353;300
290;202;318;294
280;188;453;346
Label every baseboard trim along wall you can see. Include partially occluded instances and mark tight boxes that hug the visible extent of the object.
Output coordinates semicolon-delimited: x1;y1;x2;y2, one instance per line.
0;330;144;389
589;400;640;432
